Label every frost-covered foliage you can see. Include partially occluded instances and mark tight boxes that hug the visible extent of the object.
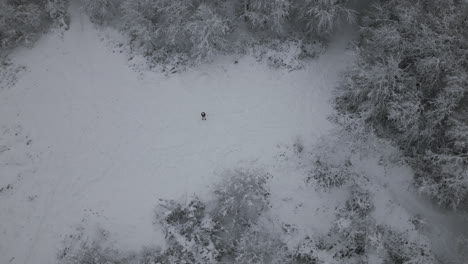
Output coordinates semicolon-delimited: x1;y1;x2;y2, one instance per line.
292;185;375;263
305;115;388;190
307;159;353;188
58;169;285;264
119;0;230;65
58;166;439;264
336;0;468;209
294;0;357;35
154;169;293;263
57;226;136;264
210;169;272;257
45;0;69;29
156;197;220;263
0;0;69;54
0;0;46;51
252;39;324;70
374;226;437;264
328;185;375;262
187;4;230;63
234;224;290;264
242;0;291;34
78;0;358;68
154;169;289;263
294;184;437;264
0;59;25;91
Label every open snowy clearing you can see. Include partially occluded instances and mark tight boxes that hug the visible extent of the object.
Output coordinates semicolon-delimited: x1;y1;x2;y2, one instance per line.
1;3;466;264
0;6;354;264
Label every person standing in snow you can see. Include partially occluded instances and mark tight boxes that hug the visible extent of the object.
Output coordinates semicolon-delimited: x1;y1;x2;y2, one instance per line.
201;112;206;120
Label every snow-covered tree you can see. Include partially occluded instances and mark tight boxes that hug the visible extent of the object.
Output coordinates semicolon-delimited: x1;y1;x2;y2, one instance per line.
336;0;468;209
187;4;230;62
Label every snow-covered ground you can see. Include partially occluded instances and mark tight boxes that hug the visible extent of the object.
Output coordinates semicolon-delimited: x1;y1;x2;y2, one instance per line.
0;5;353;264
1;3;466;264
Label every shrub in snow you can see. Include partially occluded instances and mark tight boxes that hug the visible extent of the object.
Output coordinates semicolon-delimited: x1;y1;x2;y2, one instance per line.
291;185;375;264
328;185;374;261
294;184;378;263
234;224;290;264
156;197;220;263
252;39;324;70
294;0;356;36
241;0;291;34
0;0;69;53
343;184;373;218
335;0;468;209
293;236;330;263
153;168;277;262
0;59;26;91
0;1;46;51
293;136;305;155
306;114;390;191
46;0;69;29
57;226;135;264
211;169;271;255
295;183;436;264
306;159;353;189
375;225;436;264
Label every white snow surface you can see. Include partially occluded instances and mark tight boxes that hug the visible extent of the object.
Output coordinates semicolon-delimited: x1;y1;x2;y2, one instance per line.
0;5;353;264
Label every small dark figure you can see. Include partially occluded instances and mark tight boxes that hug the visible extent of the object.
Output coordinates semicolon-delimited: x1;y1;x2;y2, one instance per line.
201;112;206;120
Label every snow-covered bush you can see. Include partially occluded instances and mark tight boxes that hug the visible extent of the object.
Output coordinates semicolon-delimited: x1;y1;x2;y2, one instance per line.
211;169;271;255
252;39;324;70
294;0;357;36
304;113;390;191
292;185;375;264
153;168;278;262
306;159;353;189
336;0;468;209
0;0;69;55
46;0;69;29
156;197;220;263
0;59;26;91
375;225;437;264
296;183;436;263
80;0;121;25
330;185;374;261
234;224;290;264
293;236;323;263
293;136;305;154
57;226;135;264
0;0;46;51
242;0;291;34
